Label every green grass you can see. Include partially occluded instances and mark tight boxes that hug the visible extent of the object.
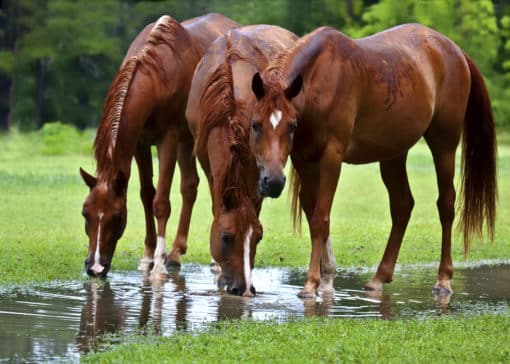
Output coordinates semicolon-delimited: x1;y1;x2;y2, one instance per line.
83;315;510;363
0;126;509;285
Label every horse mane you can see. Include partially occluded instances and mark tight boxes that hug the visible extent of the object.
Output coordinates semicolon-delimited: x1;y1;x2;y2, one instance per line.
94;15;187;178
195;35;256;212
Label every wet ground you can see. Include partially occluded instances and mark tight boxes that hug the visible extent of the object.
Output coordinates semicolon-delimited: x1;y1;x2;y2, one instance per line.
0;263;509;363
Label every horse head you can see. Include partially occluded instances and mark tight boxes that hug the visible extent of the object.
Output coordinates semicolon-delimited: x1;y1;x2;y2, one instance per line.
80;168;128;277
210;199;263;297
209;105;263;297
250;72;303;198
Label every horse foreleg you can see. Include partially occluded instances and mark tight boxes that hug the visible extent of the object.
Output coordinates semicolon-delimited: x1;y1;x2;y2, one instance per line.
167;138;199;266
365;154;414;291
150;130;179;280
297;142;342;298
134;143;157;273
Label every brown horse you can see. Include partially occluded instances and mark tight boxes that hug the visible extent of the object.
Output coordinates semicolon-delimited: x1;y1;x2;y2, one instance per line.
250;24;497;298
79;14;239;279
186;25;297;296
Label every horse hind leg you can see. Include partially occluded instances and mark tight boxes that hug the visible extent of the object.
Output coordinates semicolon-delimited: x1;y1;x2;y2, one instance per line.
425;127;460;295
134;143;157;274
167;138;199;266
365;153;414;291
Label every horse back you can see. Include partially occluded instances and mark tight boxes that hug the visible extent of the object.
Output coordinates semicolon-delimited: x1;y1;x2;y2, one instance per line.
305;24;471;163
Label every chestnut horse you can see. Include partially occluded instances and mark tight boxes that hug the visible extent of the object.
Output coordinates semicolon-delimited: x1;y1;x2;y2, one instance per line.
80;14;239;279
250;24;497;298
186;25;297;296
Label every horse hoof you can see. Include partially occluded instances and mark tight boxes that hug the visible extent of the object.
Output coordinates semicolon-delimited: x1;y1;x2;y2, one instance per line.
209;261;222;274
433;279;452;295
150;271;169;281
297;289;316;299
432;284;452;296
364;279;383;291
166;250;182;267
166;259;181;268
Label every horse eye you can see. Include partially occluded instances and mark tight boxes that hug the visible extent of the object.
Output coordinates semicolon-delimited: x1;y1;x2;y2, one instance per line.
252;120;262;133
220;232;234;245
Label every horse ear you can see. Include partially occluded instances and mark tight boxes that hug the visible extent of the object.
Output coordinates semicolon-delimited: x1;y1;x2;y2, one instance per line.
80;168;97;190
285;75;303;100
113;171;127;197
252;72;265;100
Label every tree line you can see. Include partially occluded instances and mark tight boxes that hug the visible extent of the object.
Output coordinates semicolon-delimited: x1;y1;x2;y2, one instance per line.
1;0;510;132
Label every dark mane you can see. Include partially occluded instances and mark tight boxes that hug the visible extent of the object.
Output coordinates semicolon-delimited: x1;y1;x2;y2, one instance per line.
195;37;255;212
93;16;188;178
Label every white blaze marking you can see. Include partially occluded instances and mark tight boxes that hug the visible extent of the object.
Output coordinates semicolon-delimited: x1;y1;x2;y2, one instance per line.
269;110;282;129
91;212;105;274
243;225;254;296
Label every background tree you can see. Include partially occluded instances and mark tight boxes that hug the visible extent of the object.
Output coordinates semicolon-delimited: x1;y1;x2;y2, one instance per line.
1;0;509;132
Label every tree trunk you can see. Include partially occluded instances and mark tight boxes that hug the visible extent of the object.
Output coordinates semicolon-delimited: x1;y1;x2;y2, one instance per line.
35;58;48;129
0;0;15;132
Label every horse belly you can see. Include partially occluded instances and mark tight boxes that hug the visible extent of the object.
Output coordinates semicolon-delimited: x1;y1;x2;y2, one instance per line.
344;110;431;164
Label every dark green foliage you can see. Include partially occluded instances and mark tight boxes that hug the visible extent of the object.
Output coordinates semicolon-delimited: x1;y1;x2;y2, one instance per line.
1;0;510;130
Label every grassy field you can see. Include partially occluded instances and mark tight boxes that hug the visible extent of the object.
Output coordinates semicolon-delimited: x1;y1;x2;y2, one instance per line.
1;126;509;285
84;316;510;363
1;125;509;362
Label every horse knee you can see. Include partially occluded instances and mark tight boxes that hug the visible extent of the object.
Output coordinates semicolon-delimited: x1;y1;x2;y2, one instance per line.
153;198;170;220
310;214;330;241
141;185;156;207
181;175;199;203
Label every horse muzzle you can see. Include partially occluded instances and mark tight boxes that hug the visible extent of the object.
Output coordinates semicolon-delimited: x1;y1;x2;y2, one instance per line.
258;171;286;198
84;258;110;278
228;283;256;297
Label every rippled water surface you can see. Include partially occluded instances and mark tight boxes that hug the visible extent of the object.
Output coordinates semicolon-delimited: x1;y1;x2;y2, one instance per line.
1;263;509;363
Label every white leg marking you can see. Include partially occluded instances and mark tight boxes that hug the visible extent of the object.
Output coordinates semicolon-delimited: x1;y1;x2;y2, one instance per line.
151;236;169;277
269;109;282;129
243;225;254;297
91;212;105;274
137;255;154;272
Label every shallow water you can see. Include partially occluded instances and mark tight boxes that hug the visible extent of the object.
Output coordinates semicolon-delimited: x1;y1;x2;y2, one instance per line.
0;263;509;363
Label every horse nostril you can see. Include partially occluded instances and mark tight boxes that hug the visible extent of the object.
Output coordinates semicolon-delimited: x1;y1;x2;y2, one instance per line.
263;175;269;184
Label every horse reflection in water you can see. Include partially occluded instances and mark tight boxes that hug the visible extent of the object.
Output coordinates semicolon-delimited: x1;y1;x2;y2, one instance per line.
76;271;188;353
76;282;125;353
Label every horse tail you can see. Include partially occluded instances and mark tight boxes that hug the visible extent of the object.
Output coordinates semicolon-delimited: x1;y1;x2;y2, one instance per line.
458;53;497;255
289;165;302;234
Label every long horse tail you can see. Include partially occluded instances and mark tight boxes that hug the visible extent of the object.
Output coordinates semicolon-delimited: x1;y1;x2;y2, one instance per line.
458;53;498;255
289;165;302;234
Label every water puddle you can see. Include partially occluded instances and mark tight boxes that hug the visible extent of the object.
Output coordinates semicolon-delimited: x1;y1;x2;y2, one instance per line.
1;263;508;362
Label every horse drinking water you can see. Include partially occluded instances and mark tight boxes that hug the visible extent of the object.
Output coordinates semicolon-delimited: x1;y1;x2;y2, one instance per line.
80;14;239;279
250;24;497;298
186;25;297;296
